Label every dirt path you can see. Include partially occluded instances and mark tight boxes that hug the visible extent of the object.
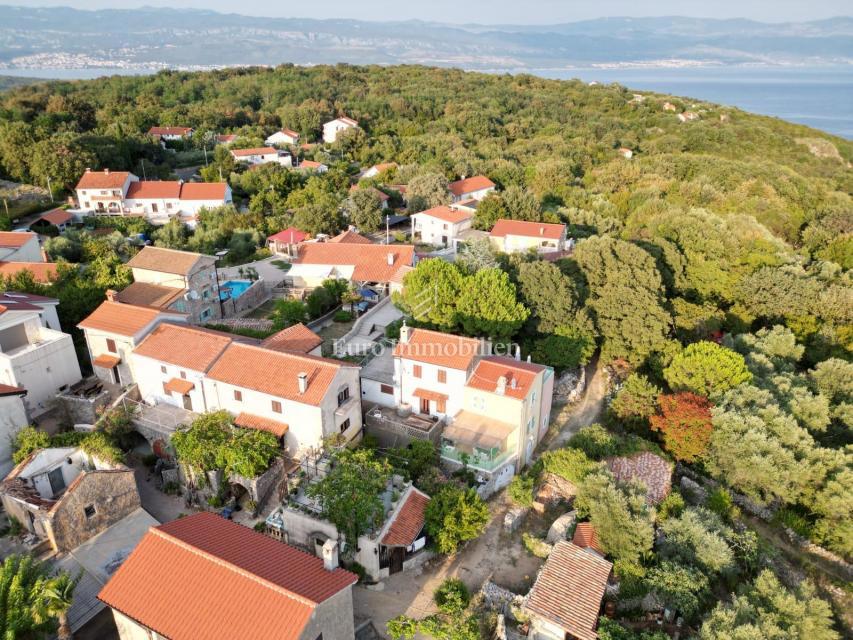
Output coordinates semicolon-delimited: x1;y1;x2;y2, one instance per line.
546;354;607;451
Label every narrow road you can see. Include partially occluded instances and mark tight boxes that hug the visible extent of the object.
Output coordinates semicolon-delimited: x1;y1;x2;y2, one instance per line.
546;354;607;451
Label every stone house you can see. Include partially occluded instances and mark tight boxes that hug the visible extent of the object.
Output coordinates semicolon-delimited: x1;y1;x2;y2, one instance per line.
0;447;140;552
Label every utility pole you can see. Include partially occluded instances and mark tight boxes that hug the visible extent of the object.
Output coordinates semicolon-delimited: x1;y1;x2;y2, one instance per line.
203;145;208;166
219;167;223;182
46;177;53;202
385;214;390;245
140;160;147;180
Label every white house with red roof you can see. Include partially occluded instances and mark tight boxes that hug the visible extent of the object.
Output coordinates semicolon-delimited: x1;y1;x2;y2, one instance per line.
147;126;193;141
361;162;397;179
489;219;568;254
265;128;300;146
287;243;415;292
296;159;329;173
411;204;474;247
448;175;495;202
267;227;309;257
323;116;359;143
98;512;359;640
35;208;73;232
0;231;43;263
214;133;237;145
230;146;292;167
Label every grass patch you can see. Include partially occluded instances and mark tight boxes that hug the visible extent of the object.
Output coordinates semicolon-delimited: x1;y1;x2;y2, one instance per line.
271;259;291;271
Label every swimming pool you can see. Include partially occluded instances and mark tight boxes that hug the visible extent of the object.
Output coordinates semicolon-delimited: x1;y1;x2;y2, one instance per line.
219;280;252;300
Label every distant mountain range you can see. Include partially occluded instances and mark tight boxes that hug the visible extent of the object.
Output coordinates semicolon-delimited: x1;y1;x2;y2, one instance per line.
0;5;851;72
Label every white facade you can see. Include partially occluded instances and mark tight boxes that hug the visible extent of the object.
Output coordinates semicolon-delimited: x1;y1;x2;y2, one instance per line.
265;130;300;146
76;173;138;215
323;118;358;144
394;357;468;419
0;391;28;477
410;210;473;247
0;233;43;262
230;149;292;167
0;309;81;416
131;354;207;414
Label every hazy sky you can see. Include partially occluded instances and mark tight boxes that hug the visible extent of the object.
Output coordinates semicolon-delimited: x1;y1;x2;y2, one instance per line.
4;0;850;24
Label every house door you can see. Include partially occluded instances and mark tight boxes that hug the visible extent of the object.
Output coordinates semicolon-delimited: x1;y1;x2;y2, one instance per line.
182;394;193;411
442;235;448;245
111;366;120;385
389;547;405;575
420;397;430;414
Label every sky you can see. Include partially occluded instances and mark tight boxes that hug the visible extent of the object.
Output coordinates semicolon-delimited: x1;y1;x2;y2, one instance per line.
4;0;851;24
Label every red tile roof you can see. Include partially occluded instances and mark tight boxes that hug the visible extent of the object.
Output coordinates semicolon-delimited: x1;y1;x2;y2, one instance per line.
382;488;430;547
92;354;121;369
115;282;186;309
215;134;237;143
206;343;352;406
268;227;309;244
294;243;414;283
98;513;357;640
231;147;278;157
572;522;604;555
281;128;300;138
234;412;289;437
148;126;192;136
164;378;195;395
524;541;612;640
133;323;234;371
127;246;208;275
329;229;373;244
412;388;448;403
466;356;545;400
0;231;37;248
261;323;323;354
448;176;495;197
37;208;73;226
298;160;326;170
0;383;26;397
393;328;482;370
489;219;566;240
414;205;473;224
75;170;132;190
179;182;228;201
334;116;358;127
0;262;59;283
126;181;181;200
368;162;396;174
78;300;183;337
0;291;56;312
605;452;672;505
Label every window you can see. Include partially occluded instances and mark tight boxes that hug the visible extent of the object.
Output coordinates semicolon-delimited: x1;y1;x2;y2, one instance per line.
380;384;393;395
437;369;446;383
339;419;350;433
84;504;96;519
337;386;350;406
180;371;187;379
200;308;212;320
163;381;170;395
443;223;448;230
106;338;117;353
413;364;422;378
436;398;446;413
271;400;282;413
160;365;167;374
47;467;66;496
234;390;242;402
152;203;158;213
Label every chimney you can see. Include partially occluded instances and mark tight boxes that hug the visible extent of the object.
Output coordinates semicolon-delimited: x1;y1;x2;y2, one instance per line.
514;345;521;361
387;252;395;266
104;168;110;174
321;539;339;571
496;375;507;396
399;320;411;344
85;167;91;173
297;372;308;394
510;377;517;390
539;227;544;235
105;289;118;302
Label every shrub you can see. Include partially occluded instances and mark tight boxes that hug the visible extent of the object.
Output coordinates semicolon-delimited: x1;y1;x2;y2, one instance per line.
541;448;597;484
508;474;535;507
657;491;686;522
568;424;620;459
346;561;368;583
11;426;50;464
433;578;470;613
333;310;353;322
424;486;490;554
706;488;740;522
522;533;552;558
773;507;814;539
253;522;267;533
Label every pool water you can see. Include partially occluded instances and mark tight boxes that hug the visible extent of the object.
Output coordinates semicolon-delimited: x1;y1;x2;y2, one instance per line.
219;280;252;300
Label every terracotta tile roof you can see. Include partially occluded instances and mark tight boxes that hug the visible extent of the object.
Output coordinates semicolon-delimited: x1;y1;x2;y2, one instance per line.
98;513;357;640
261;323;323;354
0;231;37;248
329;229;373;244
116;282;186;309
234;412;289;437
0;383;26;397
215;134;237;143
164;378;194;395
0;290;57;311
268;227;309;244
390;264;413;284
448;175;495;197
92;354;121;369
37;208;73;226
294;243;414;283
126;181;181;200
489;219;566;240
605;452;672;505
0;262;59;283
572;522;604;555
180;182;228;201
412;388;448;403
393;328;482;370
281;128;299;138
134;323;234;372
368;162;396;174
524;541;612;640
75;170;132;190
78;300;182;337
382;488;430;547
148;126;192;136
298;160;326;170
127;246;206;275
334;116;358;126
466;356;545;400
414;205;473;224
231;147;278;157
206;343;352;406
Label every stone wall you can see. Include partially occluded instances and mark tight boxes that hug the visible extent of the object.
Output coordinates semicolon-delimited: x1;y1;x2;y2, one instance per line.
45;469;140;552
221;279;268;318
297;585;355;640
58;386;112;425
229;457;284;513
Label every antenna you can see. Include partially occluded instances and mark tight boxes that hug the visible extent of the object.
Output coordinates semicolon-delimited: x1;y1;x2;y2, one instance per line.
385;214;390;245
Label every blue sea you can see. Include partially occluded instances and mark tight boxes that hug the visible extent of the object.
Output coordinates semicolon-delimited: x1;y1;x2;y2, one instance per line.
4;65;852;139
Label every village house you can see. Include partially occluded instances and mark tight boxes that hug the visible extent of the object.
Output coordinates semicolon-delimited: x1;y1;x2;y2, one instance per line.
267;227;309;257
120;246;222;324
523;540;613;640
0;231;43;262
0;290;62;331
323;116;359;143
619;147;633;159
448;175;496;202
98;512;359;640
266;128;301;146
663;101;677;111
361;162;397;179
78;299;187;386
350;184;390;209
0;384;27;477
0;261;59;284
0;446;141;552
489;219;568;255
203;343;363;458
35;208;74;232
296;159;329;173
147;126;193;141
678;111;700;122
74;169;137;215
261;323;323;357
214;133;237;145
230;146;292;167
329;228;373;244
287;242;415;294
0;300;81;416
411;204;474;247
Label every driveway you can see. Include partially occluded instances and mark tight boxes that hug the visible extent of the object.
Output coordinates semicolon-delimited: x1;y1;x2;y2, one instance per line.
546;355;607;451
130;458;191;524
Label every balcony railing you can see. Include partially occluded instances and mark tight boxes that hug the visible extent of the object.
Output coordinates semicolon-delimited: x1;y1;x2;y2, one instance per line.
440;444;514;472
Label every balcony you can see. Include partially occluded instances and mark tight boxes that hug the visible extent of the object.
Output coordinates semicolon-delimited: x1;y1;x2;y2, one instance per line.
439;409;518;473
440;443;515;472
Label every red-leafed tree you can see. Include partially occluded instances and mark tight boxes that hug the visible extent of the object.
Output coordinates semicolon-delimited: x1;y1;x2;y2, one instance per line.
650;392;713;462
